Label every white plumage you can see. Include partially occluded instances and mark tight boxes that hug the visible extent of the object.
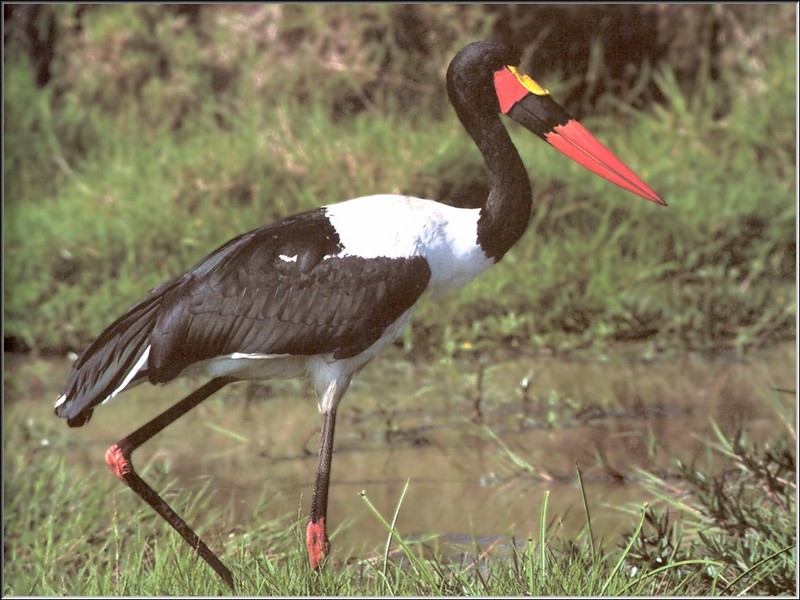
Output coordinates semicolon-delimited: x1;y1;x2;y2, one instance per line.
326;194;493;292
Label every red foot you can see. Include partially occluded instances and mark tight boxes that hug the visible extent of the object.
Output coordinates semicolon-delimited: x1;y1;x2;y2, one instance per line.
105;443;132;479
306;518;330;569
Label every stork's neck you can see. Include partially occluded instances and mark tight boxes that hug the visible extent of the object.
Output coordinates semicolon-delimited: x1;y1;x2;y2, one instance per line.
473;118;533;262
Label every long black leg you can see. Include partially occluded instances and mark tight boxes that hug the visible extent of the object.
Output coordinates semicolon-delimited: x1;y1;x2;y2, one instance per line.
305;407;337;569
105;377;235;589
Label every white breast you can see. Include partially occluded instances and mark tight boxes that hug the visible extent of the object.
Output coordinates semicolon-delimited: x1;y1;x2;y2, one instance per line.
325;194;494;294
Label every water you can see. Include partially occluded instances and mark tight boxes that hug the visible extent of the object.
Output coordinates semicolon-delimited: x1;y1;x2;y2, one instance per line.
4;343;795;562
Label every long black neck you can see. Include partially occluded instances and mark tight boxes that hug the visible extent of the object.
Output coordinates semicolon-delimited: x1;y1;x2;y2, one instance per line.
471;117;533;262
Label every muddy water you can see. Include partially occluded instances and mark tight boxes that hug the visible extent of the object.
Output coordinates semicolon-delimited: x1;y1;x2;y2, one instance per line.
4;343;795;563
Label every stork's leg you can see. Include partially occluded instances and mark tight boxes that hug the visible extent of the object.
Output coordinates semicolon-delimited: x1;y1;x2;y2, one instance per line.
306;407;337;569
105;377;235;589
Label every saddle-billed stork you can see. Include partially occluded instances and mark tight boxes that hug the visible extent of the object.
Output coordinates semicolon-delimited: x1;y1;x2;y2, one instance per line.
55;40;664;588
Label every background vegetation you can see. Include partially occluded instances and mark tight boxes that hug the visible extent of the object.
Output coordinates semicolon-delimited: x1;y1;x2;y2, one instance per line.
4;4;796;358
3;4;796;596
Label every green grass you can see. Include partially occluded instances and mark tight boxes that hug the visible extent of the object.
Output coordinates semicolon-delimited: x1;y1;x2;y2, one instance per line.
3;6;796;596
3;5;795;357
483;405;797;596
4;403;794;596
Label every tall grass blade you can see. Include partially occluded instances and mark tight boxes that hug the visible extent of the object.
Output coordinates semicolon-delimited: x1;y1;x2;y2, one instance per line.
360;486;439;592
575;463;595;560
600;502;648;594
383;479;411;578
539;489;550;578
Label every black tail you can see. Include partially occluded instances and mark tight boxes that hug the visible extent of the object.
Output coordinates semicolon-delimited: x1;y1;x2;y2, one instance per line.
55;280;180;427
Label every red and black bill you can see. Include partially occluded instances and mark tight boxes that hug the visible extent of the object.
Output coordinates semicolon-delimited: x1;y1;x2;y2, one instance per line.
494;65;665;206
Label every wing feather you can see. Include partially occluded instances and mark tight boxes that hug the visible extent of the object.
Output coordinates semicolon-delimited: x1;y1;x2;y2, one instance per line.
56;205;432;421
148;209;431;381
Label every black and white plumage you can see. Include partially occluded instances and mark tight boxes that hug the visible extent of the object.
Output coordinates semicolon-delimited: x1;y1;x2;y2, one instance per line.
55;40;664;589
55;193;505;422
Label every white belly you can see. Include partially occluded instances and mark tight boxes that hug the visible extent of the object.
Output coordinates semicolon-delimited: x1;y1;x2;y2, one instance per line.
185;307;415;413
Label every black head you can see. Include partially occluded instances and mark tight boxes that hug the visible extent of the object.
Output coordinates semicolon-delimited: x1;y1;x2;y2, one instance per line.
446;40;522;130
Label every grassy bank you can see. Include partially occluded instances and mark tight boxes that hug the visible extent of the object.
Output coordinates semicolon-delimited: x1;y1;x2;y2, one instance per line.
3;5;796;358
3;399;795;596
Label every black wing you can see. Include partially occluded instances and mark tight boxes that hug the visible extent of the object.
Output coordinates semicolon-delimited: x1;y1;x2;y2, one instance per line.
57;206;432;425
150;207;431;380
149;211;431;380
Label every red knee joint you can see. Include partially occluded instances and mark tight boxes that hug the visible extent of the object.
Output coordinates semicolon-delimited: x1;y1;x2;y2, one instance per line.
105;443;132;479
306;517;329;569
